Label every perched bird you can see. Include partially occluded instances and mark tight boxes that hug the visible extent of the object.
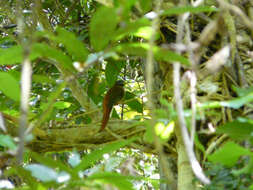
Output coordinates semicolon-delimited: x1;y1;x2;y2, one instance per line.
100;80;125;131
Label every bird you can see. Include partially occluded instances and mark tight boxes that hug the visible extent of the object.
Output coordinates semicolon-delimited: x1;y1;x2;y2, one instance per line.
100;80;125;131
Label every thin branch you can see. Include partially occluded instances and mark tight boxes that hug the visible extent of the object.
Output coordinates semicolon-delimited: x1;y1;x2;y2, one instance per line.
185;22;197;148
173;4;211;184
16;0;32;164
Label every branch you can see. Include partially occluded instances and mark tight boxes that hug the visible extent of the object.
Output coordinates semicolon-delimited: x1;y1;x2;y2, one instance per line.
15;0;32;164
173;0;210;184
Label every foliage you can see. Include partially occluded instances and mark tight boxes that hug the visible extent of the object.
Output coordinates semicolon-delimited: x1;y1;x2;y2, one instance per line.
0;0;253;189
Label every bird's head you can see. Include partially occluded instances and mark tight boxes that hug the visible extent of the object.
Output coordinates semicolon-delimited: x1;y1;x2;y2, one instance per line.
115;80;124;87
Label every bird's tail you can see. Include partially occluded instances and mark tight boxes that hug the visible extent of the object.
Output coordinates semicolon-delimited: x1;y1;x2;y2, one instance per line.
99;106;112;131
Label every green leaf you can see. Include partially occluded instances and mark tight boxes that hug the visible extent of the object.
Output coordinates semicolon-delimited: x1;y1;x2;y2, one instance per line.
139;0;152;12
30;152;78;179
32;74;56;84
88;172;134;190
113;43;190;65
54;27;89;61
0;72;20;101
90;7;118;51
113;18;151;40
25;164;59;182
208;141;252;167
124;91;143;113
199;92;253;109
54;101;72;109
217;120;253;141
232;86;253;97
105;61;125;86
0;134;17;150
220;93;253;109
68;152;81;167
0;46;22;65
74;136;138;171
161;6;218;16
32;43;73;70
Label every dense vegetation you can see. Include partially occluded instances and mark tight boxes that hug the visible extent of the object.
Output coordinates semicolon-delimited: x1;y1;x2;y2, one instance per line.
0;0;253;189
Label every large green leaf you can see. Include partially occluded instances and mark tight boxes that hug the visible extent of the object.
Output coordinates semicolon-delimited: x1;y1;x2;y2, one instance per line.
88;172;134;190
217;120;253;141
0;72;20;101
53;27;89;61
161;5;218;16
32;43;73;70
74;136;138;171
113;43;190;65
0;46;22;65
90;7;118;51
208;141;252;167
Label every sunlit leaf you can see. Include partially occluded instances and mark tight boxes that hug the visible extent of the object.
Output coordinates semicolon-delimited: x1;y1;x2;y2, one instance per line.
0;72;20;101
25;164;58;182
68;152;81;167
54;101;72;109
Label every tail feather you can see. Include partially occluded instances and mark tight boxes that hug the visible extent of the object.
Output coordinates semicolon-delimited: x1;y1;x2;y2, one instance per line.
99;106;112;131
